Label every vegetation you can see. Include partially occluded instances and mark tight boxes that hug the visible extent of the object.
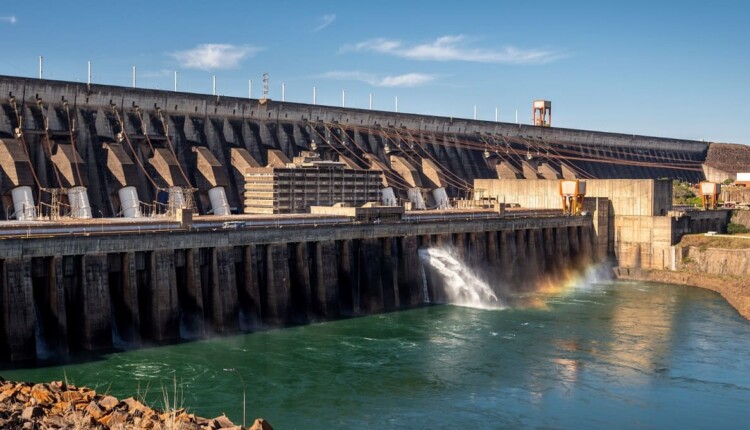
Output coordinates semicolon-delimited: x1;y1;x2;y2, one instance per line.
673;180;699;206
727;222;750;234
679;234;750;250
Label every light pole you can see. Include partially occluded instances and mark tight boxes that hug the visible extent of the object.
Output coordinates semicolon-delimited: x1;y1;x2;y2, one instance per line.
223;368;246;427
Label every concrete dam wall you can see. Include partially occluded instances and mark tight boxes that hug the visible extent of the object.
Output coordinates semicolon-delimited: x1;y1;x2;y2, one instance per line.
0;216;594;362
0;75;708;220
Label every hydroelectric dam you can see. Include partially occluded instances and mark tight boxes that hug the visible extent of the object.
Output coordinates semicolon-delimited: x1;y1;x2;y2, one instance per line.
0;75;741;362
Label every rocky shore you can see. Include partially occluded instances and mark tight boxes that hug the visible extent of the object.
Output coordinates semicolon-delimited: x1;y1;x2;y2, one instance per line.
0;378;272;430
616;267;750;320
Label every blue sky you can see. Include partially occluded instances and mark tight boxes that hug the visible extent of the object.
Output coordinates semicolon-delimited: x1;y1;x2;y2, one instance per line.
1;1;748;144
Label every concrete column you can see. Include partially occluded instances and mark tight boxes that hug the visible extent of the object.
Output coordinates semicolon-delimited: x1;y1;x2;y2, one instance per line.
79;254;112;351
211;246;240;333
514;230;528;287
527;229;542;276
119;252;141;343
183;249;206;337
337;239;360;316
542;228;557;275
360;238;384;313
499;230;516;284
454;233;467;261
381;237;399;310
1;258;36;361
290;242;313;324
264;244;291;326
556;227;571;271
47;257;69;353
239;246;262;329
580;225;594;266
313;241;339;318
147;250;180;342
569;226;581;268
398;236;422;306
469;232;488;267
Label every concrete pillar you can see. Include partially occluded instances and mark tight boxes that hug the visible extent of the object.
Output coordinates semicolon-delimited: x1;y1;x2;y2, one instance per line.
1;258;36;361
556;227;571;271
146;250;180;342
239;245;262;329
499;230;516;284
398;236;422;306
469;232;488;267
211;246;240;333
182;249;206;337
514;230;528;287
360;238;384;313
580;225;594;266
47;257;69;353
381;237;399;310
312;241;339;318
290;242;313;324
337;239;360;316
542;228;557;275
79;254;112;351
118;253;140;343
264;244;291;326
569;226;581;268
527;229;542;276
454;233;467;261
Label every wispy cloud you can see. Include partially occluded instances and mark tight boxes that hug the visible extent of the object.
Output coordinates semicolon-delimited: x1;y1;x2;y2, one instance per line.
321;71;437;87
313;14;336;32
0;15;17;24
342;35;564;64
170;43;261;71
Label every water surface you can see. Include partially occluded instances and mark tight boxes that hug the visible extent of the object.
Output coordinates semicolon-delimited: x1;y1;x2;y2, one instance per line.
3;280;750;429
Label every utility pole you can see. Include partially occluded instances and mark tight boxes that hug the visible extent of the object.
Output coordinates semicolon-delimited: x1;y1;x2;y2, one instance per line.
212;75;216;95
174;71;178;92
39;56;43;79
313;86;316;104
132;66;136;88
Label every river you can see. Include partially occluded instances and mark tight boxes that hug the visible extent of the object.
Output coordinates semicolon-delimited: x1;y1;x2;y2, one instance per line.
3;276;750;429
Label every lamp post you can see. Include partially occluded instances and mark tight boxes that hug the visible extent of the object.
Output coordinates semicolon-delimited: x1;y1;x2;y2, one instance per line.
223;368;246;427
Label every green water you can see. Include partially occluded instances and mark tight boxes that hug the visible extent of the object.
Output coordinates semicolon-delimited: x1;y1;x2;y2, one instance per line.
3;279;750;429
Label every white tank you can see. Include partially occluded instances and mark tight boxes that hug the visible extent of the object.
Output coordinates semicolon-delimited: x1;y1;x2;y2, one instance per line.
168;187;186;209
11;186;36;220
380;187;397;206
208;186;231;216
408;187;426;210
67;186;93;219
118;186;141;218
432;187;450;209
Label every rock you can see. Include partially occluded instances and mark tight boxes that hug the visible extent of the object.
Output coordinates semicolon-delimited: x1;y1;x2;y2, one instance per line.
21;406;43;420
249;418;274;430
31;386;54;405
61;391;83;403
123;397;148;413
98;395;119;411
209;414;235;428
85;400;104;419
98;410;129;427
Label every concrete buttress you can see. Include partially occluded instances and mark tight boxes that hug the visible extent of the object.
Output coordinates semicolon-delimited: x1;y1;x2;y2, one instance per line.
211;246;240;333
1;258;36;361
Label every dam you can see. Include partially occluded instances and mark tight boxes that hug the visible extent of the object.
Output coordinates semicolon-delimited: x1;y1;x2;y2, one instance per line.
0;75;742;362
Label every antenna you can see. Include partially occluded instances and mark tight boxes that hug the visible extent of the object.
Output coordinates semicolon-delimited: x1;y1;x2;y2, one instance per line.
39;56;43;79
313;86;316;104
132;66;136;88
495;107;498;122
174;71;178;92
248;79;252;98
369;93;373;110
262;73;269;100
473;105;477;120
212;75;216;95
281;82;285;102
87;61;91;85
395;96;398;113
342;90;346;107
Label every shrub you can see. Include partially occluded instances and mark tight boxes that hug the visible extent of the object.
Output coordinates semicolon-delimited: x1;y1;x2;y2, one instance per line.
727;222;750;234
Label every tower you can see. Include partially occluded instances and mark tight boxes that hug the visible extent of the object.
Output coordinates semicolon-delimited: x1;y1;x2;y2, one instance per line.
533;100;551;127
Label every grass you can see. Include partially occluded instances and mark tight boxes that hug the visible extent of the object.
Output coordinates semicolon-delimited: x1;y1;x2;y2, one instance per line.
679;234;750;250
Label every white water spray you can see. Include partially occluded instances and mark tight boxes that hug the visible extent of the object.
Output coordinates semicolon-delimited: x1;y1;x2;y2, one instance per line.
418;247;504;310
